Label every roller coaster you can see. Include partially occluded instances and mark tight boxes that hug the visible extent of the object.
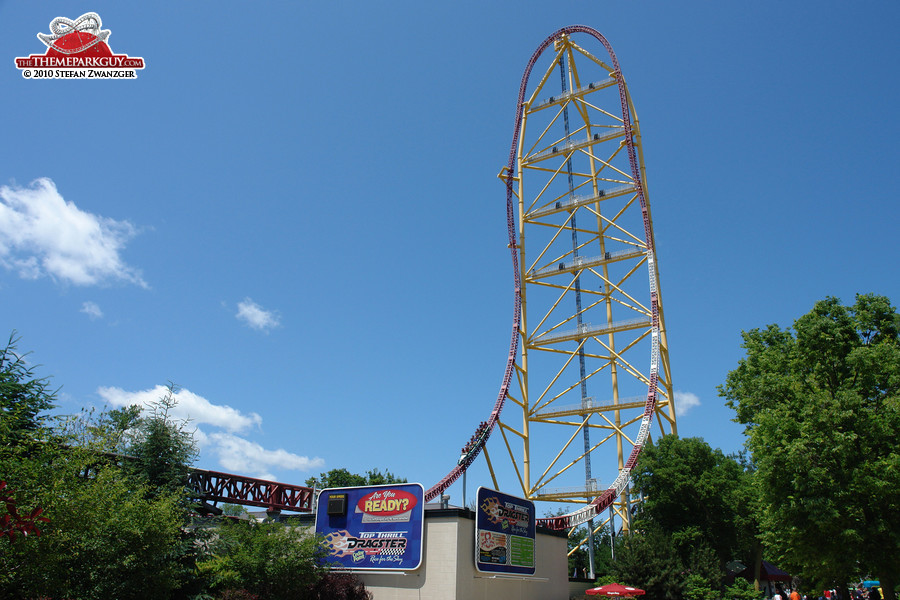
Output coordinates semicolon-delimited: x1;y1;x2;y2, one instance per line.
199;26;675;537
425;25;675;532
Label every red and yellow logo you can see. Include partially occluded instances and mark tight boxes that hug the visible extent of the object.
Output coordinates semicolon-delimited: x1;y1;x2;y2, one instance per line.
357;489;417;516
15;12;145;79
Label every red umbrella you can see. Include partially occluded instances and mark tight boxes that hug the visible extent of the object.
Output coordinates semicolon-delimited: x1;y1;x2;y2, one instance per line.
586;583;646;597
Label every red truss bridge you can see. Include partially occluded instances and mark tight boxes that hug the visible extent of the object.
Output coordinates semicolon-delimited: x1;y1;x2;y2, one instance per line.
189;468;313;514
88;452;315;515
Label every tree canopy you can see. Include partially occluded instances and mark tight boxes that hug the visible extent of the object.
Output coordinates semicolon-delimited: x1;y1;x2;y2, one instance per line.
720;294;900;597
197;519;328;600
545;507;614;579
610;528;692;600
630;436;758;574
305;467;406;490
126;383;199;500
0;338;195;598
611;435;759;598
0;332;56;452
0;334;371;599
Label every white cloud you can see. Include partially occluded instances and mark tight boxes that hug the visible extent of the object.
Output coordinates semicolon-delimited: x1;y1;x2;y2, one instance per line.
236;298;280;332
81;301;103;319
193;426;211;449
0;178;146;287
96;384;323;481
675;390;701;416
98;384;262;433
208;432;324;480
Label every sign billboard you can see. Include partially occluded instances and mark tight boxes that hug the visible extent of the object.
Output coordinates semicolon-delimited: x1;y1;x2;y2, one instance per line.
315;483;424;571
475;486;536;575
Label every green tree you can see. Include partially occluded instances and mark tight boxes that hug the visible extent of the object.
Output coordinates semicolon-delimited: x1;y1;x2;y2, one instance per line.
683;572;719;600
610;528;684;600
720;294;900;599
127;382;199;499
724;577;763;600
197;519;329;600
610;530;724;600
0;336;206;599
630;436;759;580
0;332;56;453
118;384;205;596
306;572;372;600
221;503;249;517
65;403;142;455
2;463;185;599
305;467;406;489
545;508;613;578
363;468;406;486
570;523;614;579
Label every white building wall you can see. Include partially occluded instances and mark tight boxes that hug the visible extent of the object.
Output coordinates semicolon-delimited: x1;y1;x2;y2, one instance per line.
357;509;569;600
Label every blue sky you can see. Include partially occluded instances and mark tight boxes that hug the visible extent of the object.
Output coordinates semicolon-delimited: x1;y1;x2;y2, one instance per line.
2;1;898;508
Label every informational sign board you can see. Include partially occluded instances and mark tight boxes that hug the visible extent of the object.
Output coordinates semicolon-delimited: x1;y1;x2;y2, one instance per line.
315;483;424;571
475;486;536;575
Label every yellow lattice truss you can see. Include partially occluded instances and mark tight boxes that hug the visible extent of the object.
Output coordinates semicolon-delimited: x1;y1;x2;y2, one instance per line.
493;32;676;533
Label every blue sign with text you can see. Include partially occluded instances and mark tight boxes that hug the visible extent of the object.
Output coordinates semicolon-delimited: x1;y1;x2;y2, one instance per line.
475;487;536;575
315;483;424;571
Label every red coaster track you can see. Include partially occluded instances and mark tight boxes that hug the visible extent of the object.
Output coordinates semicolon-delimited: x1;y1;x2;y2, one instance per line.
426;25;667;531
185;27;669;532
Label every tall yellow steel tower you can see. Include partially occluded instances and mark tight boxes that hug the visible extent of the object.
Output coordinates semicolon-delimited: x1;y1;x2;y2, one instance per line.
498;26;675;532
427;27;674;540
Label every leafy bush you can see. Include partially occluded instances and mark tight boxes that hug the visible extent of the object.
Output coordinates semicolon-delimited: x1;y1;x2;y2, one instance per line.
611;529;684;600
725;577;763;600
198;519;329;600
683;573;719;600
1;460;184;599
306;572;372;600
